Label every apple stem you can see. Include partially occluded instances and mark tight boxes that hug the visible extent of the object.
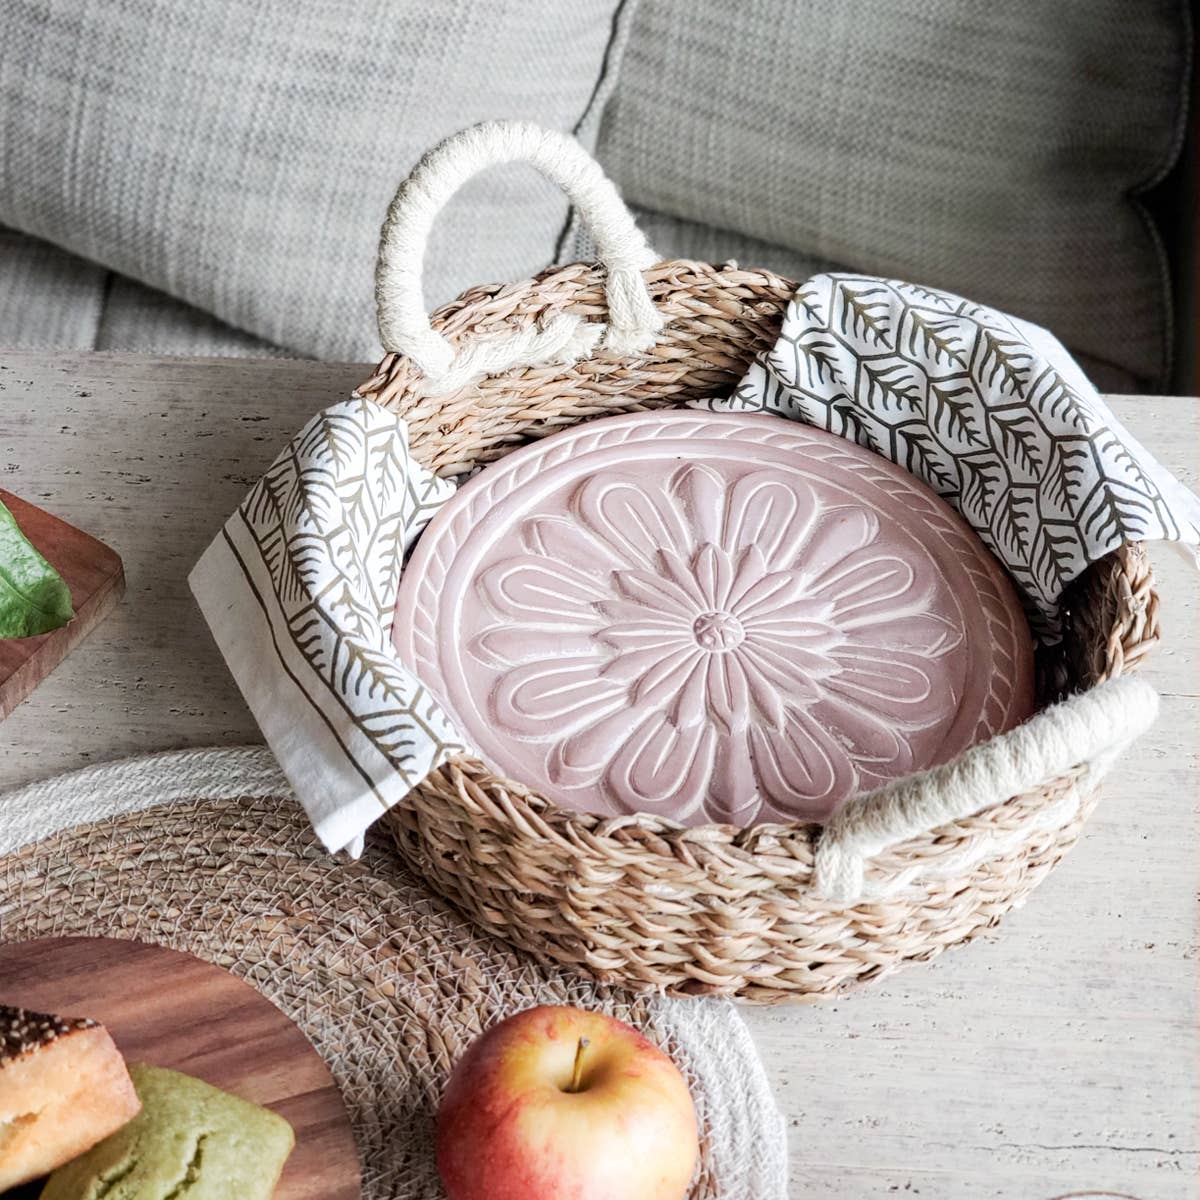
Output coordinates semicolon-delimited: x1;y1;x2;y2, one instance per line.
568;1036;590;1093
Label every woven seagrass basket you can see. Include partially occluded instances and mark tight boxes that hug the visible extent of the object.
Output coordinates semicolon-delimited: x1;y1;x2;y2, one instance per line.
358;123;1160;1002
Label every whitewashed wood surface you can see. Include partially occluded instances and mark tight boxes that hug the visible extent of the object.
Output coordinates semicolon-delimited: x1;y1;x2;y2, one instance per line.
1;350;1196;1199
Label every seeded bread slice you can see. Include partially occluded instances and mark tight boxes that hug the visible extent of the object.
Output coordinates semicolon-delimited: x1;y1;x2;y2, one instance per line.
0;1004;141;1190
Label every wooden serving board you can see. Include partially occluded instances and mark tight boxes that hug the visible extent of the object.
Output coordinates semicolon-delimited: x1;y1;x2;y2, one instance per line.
0;490;124;720
0;937;360;1200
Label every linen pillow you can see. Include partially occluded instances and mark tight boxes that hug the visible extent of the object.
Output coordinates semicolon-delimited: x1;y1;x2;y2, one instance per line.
0;227;290;357
595;0;1189;390
0;0;629;361
0;228;106;351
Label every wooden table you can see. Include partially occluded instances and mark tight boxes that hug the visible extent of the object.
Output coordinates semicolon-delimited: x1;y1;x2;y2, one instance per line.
2;351;1196;1200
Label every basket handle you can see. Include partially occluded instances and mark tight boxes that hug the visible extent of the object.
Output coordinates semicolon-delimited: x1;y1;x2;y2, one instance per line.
374;121;662;391
813;675;1160;903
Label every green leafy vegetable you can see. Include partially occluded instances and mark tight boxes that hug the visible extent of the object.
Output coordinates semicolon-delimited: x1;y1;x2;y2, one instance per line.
0;498;73;638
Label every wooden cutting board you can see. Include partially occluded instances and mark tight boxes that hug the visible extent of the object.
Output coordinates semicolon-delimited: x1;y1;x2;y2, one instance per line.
0;490;124;720
0;937;361;1200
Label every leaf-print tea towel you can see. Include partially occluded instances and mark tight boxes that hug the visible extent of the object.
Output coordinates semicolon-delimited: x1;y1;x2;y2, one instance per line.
694;274;1200;639
191;275;1200;855
190;397;463;854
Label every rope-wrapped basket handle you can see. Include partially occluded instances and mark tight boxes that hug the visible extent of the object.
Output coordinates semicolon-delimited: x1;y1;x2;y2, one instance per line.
375;120;663;394
814;674;1159;903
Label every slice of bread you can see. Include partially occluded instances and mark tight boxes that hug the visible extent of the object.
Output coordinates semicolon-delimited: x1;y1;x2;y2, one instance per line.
42;1064;295;1200
0;1004;141;1190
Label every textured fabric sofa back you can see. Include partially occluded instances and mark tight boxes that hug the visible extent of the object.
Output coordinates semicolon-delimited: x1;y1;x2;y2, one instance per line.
0;0;628;362
596;0;1190;391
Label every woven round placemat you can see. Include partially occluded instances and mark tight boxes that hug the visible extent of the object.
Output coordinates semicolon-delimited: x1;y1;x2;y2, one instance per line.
0;748;787;1200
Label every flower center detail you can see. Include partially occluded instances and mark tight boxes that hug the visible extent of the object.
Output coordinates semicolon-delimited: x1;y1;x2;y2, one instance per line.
691;610;746;653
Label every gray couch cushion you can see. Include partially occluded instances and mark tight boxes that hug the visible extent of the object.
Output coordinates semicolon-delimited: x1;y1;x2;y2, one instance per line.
0;228;286;357
0;229;106;350
0;0;628;362
97;276;289;358
597;0;1189;390
611;208;842;283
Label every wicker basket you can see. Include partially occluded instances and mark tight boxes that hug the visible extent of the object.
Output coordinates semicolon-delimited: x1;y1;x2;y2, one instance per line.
358;123;1160;1002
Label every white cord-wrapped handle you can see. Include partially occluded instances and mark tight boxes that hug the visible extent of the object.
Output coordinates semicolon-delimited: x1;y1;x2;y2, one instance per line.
814;675;1160;903
375;121;662;392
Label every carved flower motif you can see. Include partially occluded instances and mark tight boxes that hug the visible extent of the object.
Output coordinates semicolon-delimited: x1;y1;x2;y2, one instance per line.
470;463;963;824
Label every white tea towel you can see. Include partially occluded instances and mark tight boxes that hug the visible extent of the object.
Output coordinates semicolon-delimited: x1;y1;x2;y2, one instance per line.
694;274;1200;638
191;275;1200;856
190;397;463;854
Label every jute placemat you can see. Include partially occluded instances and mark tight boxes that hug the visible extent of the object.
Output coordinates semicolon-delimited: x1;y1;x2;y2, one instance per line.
0;748;787;1200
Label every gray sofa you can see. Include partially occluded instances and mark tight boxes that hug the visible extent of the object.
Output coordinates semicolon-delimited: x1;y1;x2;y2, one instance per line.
0;0;1192;394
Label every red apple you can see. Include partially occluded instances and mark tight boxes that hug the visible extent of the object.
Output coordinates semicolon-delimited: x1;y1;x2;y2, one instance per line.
437;1004;699;1200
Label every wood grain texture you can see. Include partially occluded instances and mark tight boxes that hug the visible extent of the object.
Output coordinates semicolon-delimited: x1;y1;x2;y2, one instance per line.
0;351;1196;1199
0;936;360;1200
0;488;124;719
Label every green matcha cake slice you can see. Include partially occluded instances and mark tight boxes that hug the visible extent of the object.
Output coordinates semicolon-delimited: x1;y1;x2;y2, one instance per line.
41;1063;294;1200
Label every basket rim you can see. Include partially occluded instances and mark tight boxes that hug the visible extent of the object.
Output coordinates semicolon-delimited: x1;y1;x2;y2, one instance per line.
361;255;1163;997
356;257;800;415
